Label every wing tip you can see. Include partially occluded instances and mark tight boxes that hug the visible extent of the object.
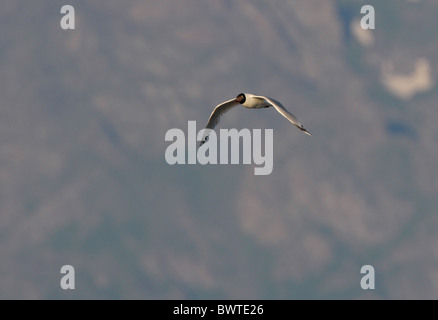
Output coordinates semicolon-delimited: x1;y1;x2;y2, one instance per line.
301;127;312;136
199;135;209;146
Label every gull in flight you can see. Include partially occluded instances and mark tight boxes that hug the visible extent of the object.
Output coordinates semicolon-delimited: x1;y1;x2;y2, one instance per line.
200;93;311;145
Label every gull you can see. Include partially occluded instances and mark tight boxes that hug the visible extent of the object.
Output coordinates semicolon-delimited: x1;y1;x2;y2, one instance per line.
200;93;311;145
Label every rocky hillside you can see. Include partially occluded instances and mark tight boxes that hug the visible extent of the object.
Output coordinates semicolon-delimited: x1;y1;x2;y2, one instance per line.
0;0;437;299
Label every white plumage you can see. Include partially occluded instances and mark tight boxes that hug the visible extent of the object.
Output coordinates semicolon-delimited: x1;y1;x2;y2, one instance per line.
201;93;311;145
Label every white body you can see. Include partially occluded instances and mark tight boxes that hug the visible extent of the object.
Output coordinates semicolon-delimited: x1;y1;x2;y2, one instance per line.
240;93;271;109
200;93;311;145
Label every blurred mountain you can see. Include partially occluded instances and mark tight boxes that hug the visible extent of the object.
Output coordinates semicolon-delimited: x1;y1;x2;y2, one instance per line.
1;0;438;299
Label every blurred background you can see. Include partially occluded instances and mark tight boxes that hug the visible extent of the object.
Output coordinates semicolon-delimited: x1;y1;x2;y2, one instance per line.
1;0;437;299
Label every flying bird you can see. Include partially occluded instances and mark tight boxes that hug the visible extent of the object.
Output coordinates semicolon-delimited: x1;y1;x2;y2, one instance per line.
200;93;311;145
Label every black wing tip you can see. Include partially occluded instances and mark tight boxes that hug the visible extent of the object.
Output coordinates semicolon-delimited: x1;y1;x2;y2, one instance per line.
300;127;312;136
199;136;209;146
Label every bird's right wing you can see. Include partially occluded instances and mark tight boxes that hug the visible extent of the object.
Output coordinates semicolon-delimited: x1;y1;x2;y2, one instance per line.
205;99;238;129
200;99;238;145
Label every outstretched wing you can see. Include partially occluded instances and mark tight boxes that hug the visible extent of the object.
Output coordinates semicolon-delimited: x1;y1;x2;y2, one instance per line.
200;98;238;145
205;99;238;129
265;97;311;136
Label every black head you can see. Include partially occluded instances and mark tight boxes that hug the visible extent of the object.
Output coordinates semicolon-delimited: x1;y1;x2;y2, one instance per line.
236;93;246;104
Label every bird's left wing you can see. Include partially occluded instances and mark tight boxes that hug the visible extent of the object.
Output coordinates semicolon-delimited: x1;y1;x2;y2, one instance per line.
264;96;312;136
